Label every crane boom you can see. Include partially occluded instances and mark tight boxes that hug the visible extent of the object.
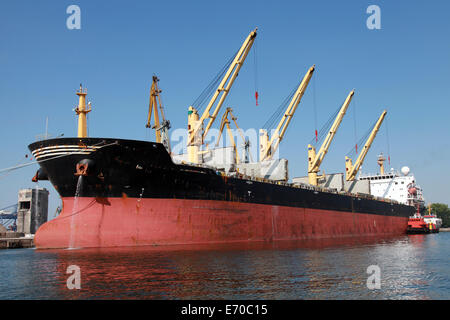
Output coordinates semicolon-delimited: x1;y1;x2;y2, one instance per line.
216;108;240;164
307;90;354;186
216;107;252;164
345;110;387;181
260;65;315;162
146;76;171;152
187;28;258;164
230;110;253;163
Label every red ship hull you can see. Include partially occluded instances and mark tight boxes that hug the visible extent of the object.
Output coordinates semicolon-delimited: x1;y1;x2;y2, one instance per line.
35;197;409;249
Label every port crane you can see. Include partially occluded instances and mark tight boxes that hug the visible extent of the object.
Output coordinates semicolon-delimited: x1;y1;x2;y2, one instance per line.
216;107;253;164
259;65;315;162
0;204;17;231
146;75;171;153
307;90;354;186
345;110;387;181
187;28;257;164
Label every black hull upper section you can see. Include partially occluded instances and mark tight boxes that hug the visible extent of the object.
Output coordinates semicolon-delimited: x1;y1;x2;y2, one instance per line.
29;137;415;218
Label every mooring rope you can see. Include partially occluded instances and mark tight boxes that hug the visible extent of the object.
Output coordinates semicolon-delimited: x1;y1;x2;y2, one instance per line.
0;141;118;175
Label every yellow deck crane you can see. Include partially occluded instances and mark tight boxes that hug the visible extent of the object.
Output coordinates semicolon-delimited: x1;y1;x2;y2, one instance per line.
259;65;315;162
345;110;387;181
216;107;253;164
146;75;171;153
187;28;257;164
307;90;355;186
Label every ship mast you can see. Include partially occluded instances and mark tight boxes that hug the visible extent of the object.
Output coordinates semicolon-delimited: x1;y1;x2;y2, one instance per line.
75;84;91;138
377;153;386;175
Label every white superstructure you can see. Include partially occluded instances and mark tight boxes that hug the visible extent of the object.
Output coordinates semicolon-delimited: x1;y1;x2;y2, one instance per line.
423;215;442;229
359;166;424;206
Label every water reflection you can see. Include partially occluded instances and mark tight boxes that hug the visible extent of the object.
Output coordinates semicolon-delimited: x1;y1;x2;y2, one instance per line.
0;233;449;299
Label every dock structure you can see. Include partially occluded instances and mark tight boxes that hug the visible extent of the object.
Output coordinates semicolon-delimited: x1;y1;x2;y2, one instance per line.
0;232;34;249
0;234;34;249
0;187;49;249
17;187;49;234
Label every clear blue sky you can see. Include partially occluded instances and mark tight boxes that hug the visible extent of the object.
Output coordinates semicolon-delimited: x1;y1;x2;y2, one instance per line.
1;0;449;219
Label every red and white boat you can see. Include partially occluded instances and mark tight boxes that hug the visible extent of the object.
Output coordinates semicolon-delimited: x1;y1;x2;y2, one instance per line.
407;212;441;234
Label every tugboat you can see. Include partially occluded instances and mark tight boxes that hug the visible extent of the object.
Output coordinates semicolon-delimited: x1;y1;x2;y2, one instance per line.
407;205;441;234
423;204;442;233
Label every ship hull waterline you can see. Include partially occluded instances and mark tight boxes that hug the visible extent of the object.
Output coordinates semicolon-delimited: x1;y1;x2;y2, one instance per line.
35;197;408;249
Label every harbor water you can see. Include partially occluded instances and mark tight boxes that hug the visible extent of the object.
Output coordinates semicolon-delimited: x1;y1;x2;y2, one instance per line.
0;233;449;299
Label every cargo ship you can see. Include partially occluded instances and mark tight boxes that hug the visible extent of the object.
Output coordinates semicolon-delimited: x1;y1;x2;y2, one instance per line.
28;29;419;249
29;136;416;249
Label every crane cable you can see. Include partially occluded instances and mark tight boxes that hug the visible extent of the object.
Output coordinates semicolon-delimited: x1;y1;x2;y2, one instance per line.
313;73;318;143
385;116;391;165
191;50;238;113
262;81;299;131
253;39;259;106
353;96;358;154
346;118;378;158
309;98;346;146
0;204;18;212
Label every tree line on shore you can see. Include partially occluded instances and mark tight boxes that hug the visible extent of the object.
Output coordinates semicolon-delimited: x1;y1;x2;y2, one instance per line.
431;203;450;228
